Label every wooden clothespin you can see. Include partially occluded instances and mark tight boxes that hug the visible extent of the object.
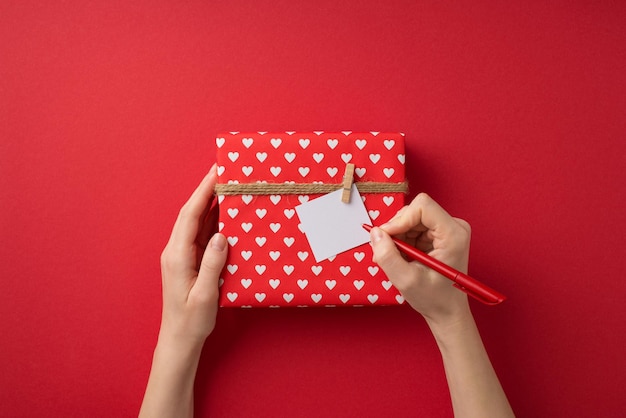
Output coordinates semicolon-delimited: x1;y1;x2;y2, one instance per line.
341;163;355;203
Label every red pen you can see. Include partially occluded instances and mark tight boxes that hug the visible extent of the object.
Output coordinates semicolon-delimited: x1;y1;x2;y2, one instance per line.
362;224;506;305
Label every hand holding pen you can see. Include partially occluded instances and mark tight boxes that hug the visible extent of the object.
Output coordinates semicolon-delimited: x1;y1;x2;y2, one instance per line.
367;193;504;324
363;224;505;305
367;192;514;417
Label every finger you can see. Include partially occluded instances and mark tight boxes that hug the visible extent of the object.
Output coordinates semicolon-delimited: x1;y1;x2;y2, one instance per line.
370;227;423;291
195;201;220;268
197;190;216;230
197;199;220;250
380;193;456;237
414;231;435;253
194;232;228;297
169;164;219;247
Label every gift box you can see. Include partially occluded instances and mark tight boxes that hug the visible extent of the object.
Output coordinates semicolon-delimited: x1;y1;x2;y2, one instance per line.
215;131;407;307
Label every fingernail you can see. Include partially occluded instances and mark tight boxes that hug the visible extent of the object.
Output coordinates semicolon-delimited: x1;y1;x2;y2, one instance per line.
370;227;383;244
382;208;403;229
210;233;227;251
209;163;219;179
380;217;397;231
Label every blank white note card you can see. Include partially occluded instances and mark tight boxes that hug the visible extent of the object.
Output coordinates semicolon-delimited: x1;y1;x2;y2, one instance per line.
295;185;372;262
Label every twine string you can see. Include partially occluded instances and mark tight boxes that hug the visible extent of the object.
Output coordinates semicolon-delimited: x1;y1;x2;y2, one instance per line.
215;181;408;196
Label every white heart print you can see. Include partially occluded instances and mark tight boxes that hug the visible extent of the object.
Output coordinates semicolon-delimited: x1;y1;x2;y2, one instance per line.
217;132;405;307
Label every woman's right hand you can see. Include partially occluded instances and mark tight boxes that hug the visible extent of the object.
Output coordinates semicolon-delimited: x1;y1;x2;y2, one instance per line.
369;193;473;328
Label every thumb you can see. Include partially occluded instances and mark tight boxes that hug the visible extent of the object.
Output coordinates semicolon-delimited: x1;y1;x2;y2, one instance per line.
370;227;418;291
196;233;228;293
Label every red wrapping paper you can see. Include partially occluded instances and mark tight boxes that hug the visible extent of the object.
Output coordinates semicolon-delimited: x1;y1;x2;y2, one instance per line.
216;132;406;307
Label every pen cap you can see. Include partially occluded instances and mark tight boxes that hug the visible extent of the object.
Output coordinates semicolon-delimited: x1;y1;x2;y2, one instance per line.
453;272;507;305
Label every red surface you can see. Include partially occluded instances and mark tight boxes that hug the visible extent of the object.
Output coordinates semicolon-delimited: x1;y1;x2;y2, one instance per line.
1;1;624;416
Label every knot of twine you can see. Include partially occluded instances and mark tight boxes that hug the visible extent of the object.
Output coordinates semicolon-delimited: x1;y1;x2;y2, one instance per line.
215;181;408;196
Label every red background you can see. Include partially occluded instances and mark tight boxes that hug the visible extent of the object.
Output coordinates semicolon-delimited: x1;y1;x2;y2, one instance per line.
1;1;624;416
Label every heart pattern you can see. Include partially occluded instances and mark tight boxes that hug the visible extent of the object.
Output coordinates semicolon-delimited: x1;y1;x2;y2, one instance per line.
216;132;406;307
